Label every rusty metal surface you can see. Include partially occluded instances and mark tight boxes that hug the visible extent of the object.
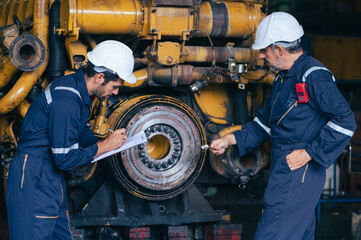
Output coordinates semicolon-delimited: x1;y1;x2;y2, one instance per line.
153;0;195;6
9;34;46;71
209;126;264;179
209;2;228;37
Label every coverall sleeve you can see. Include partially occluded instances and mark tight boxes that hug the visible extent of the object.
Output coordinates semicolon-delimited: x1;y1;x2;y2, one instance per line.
233;100;271;157
305;72;356;168
49;98;98;170
79;124;100;148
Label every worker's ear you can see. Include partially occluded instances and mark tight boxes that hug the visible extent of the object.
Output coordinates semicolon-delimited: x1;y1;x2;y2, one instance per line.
95;73;105;85
276;45;286;56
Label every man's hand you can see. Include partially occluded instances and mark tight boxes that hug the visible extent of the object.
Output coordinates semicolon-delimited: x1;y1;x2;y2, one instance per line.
94;128;127;158
286;149;312;171
210;134;236;155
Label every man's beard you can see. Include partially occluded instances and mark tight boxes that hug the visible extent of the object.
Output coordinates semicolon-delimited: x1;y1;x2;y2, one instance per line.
270;57;283;72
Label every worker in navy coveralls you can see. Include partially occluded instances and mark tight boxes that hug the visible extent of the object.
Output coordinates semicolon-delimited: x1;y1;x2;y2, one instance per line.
6;40;137;240
210;12;356;240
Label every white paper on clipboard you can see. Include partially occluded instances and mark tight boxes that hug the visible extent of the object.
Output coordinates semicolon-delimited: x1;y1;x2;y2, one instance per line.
91;131;148;163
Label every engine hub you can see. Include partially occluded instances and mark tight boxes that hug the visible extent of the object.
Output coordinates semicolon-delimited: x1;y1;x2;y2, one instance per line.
107;95;207;200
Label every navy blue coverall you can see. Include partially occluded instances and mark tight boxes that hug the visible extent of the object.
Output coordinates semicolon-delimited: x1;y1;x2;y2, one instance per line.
233;52;356;240
6;69;99;240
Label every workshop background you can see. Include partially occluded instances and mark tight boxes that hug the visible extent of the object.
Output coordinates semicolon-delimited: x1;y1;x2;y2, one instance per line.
225;0;361;240
0;0;361;240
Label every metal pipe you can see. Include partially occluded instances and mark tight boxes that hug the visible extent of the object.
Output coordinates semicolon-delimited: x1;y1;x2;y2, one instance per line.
151;65;235;86
61;0;143;35
0;0;49;114
123;66;274;92
119;68;149;93
198;1;264;38
244;69;275;86
60;1;263;39
181;46;256;64
123;68;148;88
92;99;108;137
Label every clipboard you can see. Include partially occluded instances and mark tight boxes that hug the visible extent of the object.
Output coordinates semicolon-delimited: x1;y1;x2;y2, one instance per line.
92;131;148;163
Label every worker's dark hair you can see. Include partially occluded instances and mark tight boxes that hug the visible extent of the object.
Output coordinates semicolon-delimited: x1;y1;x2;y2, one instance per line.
83;62;119;84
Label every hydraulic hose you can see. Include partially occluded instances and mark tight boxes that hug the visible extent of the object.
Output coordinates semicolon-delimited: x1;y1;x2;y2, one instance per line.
232;88;249;125
47;0;65;81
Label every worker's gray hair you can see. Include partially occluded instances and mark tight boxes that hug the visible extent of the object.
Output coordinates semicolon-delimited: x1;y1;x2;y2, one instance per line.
271;38;303;54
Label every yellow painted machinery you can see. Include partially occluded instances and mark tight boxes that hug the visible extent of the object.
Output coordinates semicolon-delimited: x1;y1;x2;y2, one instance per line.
0;0;274;237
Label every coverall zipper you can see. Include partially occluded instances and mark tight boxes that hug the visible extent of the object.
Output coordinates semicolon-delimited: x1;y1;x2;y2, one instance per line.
20;154;28;189
302;163;309;183
277;101;298;125
269;76;284;124
60;182;64;206
35;215;59;219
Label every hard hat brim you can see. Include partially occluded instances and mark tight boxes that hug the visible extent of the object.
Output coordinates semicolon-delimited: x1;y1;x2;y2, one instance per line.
252;42;269;50
122;73;137;84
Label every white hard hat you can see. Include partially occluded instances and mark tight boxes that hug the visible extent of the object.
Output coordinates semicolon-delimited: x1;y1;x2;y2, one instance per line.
252;12;304;50
87;40;137;84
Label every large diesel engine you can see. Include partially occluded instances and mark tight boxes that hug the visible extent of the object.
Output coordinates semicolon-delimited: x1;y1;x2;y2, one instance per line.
0;0;274;238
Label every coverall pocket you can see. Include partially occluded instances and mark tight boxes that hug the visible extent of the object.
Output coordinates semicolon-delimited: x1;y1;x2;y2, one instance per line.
277;100;298;125
281;154;292;172
19;154;43;190
33;163;63;217
32;215;58;240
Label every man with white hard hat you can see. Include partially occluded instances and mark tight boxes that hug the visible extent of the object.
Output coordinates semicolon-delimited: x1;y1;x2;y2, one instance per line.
210;12;356;239
6;40;137;239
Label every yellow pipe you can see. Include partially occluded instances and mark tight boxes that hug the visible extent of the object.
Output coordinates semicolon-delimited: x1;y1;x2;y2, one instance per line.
0;0;49;115
198;1;264;38
0;57;19;89
0;1;10;27
60;1;263;39
218;125;243;137
244;69;275;86
122;68;148;90
61;0;143;35
92;99;109;137
7;0;17;26
17;100;31;118
0;0;34;26
181;46;256;64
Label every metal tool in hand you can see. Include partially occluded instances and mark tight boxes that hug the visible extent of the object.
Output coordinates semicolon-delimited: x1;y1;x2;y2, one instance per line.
201;144;209;150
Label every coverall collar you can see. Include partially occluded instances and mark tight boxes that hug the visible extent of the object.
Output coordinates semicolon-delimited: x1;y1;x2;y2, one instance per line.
76;69;93;108
283;51;311;78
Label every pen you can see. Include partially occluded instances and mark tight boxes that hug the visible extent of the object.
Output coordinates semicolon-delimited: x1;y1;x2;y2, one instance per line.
108;129;126;135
